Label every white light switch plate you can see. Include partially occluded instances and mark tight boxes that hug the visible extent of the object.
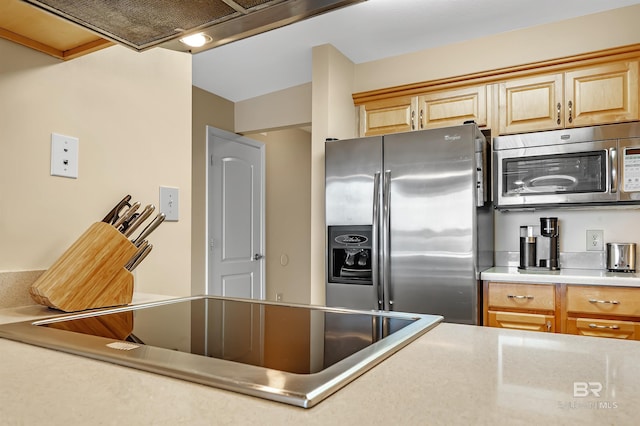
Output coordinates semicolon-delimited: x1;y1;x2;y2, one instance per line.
159;186;179;221
51;133;79;178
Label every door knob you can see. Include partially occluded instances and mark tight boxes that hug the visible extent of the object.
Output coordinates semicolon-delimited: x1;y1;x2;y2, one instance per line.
253;253;264;260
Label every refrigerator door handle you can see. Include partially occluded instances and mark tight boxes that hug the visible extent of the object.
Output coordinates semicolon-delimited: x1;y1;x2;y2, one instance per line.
372;172;382;309
382;170;392;310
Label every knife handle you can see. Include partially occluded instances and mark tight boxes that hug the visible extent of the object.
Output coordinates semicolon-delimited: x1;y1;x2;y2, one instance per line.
123;204;156;237
102;195;131;224
127;244;153;271
113;202;141;229
132;213;166;246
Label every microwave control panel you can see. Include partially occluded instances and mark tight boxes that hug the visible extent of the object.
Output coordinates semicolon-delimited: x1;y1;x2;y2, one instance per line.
623;147;640;192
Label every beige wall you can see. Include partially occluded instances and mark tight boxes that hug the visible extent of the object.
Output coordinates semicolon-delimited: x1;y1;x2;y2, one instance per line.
191;87;235;295
235;83;311;134
245;129;311;303
310;44;357;304
0;39;192;297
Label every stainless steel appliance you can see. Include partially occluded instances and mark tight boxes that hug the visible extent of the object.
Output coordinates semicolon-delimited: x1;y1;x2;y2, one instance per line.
325;124;494;325
518;225;537;269
0;296;442;408
494;122;640;210
606;242;637;272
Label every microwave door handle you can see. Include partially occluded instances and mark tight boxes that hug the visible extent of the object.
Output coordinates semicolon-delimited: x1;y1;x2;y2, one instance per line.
610;147;618;193
372;172;382;310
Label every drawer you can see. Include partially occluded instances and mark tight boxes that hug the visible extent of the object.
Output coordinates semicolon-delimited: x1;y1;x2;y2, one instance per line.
487;311;555;332
566;286;640;317
487;282;555;311
566;317;640;340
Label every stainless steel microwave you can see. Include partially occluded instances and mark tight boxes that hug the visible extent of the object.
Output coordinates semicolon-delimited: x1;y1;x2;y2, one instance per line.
494;122;640;210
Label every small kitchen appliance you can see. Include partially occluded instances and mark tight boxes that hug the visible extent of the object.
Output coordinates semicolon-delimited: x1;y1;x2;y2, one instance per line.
517;217;560;271
518;226;537;269
606;242;636;272
494;122;640;210
539;217;560;270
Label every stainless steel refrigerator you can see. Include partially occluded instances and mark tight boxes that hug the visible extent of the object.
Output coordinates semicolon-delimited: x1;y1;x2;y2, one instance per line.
325;124;493;325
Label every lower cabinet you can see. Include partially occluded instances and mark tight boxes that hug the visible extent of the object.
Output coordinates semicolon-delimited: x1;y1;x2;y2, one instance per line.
565;285;640;340
484;281;557;333
487;311;555;332
484;281;640;340
565;317;640;340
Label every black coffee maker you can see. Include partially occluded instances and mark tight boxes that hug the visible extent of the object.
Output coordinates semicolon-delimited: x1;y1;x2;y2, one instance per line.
539;217;560;270
519;217;560;271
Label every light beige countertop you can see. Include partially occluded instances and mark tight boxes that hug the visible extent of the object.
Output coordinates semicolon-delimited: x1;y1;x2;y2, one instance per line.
1;300;639;425
482;266;640;287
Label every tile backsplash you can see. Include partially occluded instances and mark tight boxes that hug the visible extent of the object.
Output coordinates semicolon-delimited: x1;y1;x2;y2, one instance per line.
0;270;44;309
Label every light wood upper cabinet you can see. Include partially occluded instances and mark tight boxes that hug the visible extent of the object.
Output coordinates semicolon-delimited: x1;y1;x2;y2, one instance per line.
354;45;640;138
565;61;639;128
359;96;417;136
499;60;640;134
417;85;487;130
359;86;489;136
498;73;564;134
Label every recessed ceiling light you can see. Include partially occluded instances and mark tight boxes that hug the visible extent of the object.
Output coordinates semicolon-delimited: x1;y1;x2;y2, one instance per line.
179;33;212;48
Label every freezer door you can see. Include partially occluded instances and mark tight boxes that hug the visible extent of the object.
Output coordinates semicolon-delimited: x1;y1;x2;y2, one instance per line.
325;136;382;311
383;126;480;323
325;136;382;226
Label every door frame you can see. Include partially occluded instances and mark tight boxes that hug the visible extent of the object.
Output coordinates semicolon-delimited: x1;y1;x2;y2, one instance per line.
205;125;266;299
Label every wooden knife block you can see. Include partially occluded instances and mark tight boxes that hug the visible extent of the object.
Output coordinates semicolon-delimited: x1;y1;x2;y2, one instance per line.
29;222;138;312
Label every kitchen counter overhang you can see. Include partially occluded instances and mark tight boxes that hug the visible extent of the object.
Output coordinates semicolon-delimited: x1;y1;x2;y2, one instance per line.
1;314;639;425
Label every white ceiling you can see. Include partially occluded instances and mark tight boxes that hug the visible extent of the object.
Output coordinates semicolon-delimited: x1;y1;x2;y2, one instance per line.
192;0;640;102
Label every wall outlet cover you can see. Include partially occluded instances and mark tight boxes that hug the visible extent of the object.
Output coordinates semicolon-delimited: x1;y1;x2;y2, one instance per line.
586;229;604;251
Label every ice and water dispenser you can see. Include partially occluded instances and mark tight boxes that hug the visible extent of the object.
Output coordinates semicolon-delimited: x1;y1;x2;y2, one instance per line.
328;225;373;285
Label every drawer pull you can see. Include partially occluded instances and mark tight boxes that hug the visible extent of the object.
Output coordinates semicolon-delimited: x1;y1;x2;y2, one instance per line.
507;294;534;300
588;323;620;330
588;298;620;305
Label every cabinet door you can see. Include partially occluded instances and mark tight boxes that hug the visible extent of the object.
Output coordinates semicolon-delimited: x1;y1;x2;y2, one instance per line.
417;85;487;130
566;317;639;340
487;311;555;332
564;60;639;127
498;73;563;134
566;285;640;317
359;96;417;136
487;282;555;311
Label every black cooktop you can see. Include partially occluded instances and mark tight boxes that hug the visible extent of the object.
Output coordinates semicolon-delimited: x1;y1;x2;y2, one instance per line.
0;296;442;408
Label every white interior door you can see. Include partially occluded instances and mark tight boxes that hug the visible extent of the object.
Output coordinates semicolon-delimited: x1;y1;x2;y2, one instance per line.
207;126;265;299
